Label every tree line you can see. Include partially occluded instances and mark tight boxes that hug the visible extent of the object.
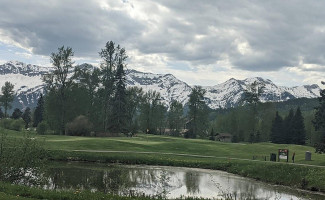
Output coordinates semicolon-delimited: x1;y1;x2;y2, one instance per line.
270;108;306;144
0;41;209;138
0;41;324;149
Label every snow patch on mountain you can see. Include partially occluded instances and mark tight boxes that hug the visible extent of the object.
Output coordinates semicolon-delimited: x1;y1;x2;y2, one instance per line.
0;61;321;111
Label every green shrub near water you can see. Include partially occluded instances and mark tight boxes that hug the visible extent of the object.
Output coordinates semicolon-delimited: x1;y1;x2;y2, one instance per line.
0;118;24;131
0;132;46;185
37;121;48;135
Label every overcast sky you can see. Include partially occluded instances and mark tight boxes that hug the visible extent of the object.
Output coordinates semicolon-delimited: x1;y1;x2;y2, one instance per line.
0;0;324;87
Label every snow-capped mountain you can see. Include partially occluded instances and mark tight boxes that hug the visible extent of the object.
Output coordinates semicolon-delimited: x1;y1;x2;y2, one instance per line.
203;77;320;109
0;61;321;111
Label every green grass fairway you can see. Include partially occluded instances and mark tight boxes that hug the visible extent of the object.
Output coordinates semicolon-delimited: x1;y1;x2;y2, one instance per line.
4;128;325;166
2;128;325;195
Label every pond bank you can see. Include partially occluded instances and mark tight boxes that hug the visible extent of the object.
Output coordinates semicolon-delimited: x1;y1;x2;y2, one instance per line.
2;161;325;200
47;149;325;194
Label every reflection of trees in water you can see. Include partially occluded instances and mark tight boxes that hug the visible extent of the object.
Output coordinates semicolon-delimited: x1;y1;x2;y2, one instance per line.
230;177;274;200
128;168;175;197
44;166;176;196
128;169;158;186
102;168;135;194
184;171;200;194
45;166;136;194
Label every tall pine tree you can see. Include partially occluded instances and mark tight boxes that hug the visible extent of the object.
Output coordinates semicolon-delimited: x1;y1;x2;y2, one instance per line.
99;41;116;132
313;81;325;152
22;107;32;129
187;86;208;138
313;81;325;131
270;111;284;143
11;108;22;119
284;109;294;143
0;108;3;119
292;107;306;145
168;100;184;134
33;94;44;127
110;61;128;133
125;87;144;132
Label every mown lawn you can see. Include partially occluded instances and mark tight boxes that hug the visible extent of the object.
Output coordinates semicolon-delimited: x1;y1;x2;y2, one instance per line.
4;128;325;166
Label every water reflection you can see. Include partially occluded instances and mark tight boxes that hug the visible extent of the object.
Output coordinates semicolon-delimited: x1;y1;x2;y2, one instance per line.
39;162;324;200
185;171;200;194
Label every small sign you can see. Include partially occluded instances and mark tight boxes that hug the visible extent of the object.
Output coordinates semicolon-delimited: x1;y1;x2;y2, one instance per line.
278;149;289;162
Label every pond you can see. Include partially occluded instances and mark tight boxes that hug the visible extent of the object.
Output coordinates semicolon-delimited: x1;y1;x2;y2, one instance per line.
39;162;323;200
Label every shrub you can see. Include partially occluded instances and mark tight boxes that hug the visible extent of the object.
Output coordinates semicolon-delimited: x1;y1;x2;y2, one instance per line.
65;115;93;136
0;132;46;185
0;118;25;131
10;119;25;131
37;121;48;135
0;118;13;129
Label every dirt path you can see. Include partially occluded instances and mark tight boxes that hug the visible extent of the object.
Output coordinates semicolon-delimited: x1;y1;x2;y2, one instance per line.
70;149;325;168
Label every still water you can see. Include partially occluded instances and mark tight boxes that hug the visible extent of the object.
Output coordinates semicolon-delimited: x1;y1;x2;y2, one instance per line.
41;162;323;200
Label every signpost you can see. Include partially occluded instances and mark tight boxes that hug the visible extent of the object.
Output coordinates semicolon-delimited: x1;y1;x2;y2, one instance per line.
278;149;289;162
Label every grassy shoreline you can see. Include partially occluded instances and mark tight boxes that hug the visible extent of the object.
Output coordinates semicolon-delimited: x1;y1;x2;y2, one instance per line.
2;130;325;199
48;149;325;193
0;181;207;200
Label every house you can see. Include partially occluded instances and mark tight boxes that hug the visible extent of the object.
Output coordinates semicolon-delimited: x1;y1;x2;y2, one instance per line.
215;133;232;142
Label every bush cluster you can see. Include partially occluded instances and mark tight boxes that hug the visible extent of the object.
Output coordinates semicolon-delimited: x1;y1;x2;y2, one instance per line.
0;118;25;131
37;121;49;135
65;115;93;136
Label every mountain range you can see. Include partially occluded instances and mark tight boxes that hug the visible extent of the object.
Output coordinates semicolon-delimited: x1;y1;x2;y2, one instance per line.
0;61;321;111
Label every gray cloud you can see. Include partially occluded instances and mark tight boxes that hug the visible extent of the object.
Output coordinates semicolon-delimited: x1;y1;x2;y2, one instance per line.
1;0;325;72
0;0;145;57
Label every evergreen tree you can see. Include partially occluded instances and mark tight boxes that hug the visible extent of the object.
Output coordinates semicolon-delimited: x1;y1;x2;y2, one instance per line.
209;128;215;141
270;111;284;143
0;108;3;119
313;81;325;152
33;94;44;127
11;108;22;119
110;61;128;133
292;107;306;145
187;86;209;138
254;130;261;143
156;104;167;134
284;109;294;143
0;81;14;117
313;81;325;131
43;46;74;134
248;132;255;143
99;41;128;132
125;87;144;132
168;100;184;134
22;107;32;129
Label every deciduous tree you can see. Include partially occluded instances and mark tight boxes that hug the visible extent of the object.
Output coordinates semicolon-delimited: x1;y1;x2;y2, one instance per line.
0;81;14;117
43;46;74;134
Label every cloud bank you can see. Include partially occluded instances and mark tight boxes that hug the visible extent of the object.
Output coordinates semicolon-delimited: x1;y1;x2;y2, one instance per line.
0;0;324;86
